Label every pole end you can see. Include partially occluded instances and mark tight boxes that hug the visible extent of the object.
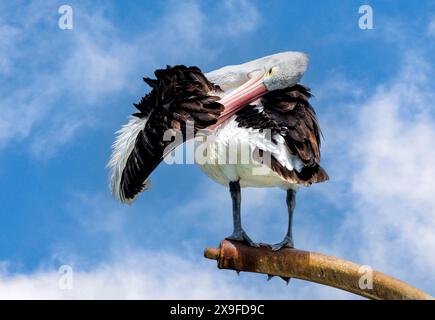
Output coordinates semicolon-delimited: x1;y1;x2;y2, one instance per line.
204;247;220;260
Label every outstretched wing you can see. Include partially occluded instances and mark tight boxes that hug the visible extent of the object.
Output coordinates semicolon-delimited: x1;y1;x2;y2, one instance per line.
108;65;223;203
261;85;329;185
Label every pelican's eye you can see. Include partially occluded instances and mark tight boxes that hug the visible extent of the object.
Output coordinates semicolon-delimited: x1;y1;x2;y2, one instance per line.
267;67;274;77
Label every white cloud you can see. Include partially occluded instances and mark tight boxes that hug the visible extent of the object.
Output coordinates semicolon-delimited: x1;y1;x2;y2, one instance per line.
0;250;247;299
344;53;435;285
0;247;354;300
308;51;435;296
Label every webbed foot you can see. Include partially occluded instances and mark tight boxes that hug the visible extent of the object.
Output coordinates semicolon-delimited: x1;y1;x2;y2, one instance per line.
226;230;260;248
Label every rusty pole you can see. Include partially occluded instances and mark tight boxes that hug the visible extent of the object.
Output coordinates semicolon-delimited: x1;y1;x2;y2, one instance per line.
204;240;433;300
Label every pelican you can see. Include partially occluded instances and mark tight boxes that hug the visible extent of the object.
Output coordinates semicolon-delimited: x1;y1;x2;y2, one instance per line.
107;52;328;250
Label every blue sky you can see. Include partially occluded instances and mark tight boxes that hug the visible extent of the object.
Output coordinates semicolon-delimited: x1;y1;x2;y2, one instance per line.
0;0;434;299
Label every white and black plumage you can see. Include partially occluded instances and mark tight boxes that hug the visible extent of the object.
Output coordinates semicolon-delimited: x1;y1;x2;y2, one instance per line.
108;52;328;250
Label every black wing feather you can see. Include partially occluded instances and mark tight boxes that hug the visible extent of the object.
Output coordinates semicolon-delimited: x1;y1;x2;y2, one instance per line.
235;84;328;186
119;65;223;202
262;85;328;184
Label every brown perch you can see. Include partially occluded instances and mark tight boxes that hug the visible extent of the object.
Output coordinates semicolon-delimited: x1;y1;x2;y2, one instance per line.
204;240;433;300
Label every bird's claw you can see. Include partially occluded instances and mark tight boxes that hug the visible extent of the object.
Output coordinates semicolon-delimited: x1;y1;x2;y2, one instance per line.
271;237;294;251
280;276;291;285
266;274;291;285
226;230;260;248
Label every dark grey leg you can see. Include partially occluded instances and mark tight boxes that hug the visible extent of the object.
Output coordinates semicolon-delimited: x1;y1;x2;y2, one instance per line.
271;189;296;251
225;181;259;247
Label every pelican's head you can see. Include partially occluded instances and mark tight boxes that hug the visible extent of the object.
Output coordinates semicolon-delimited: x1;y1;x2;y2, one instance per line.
211;51;308;126
262;52;308;91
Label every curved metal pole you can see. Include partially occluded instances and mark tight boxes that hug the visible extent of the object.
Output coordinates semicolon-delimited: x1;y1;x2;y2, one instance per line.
204;240;433;300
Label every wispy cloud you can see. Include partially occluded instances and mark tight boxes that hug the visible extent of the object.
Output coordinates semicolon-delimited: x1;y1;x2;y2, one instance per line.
427;17;435;38
219;0;261;37
0;3;135;155
309;48;435;295
0;0;262;159
0;20;21;74
344;52;435;286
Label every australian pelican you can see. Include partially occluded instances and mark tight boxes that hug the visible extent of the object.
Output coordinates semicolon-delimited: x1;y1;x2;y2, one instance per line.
108;52;328;250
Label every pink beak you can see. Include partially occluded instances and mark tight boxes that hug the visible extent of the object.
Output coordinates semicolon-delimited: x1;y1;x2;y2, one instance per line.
210;71;267;128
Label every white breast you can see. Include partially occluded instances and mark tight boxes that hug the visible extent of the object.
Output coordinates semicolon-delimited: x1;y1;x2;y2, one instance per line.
196;116;300;189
